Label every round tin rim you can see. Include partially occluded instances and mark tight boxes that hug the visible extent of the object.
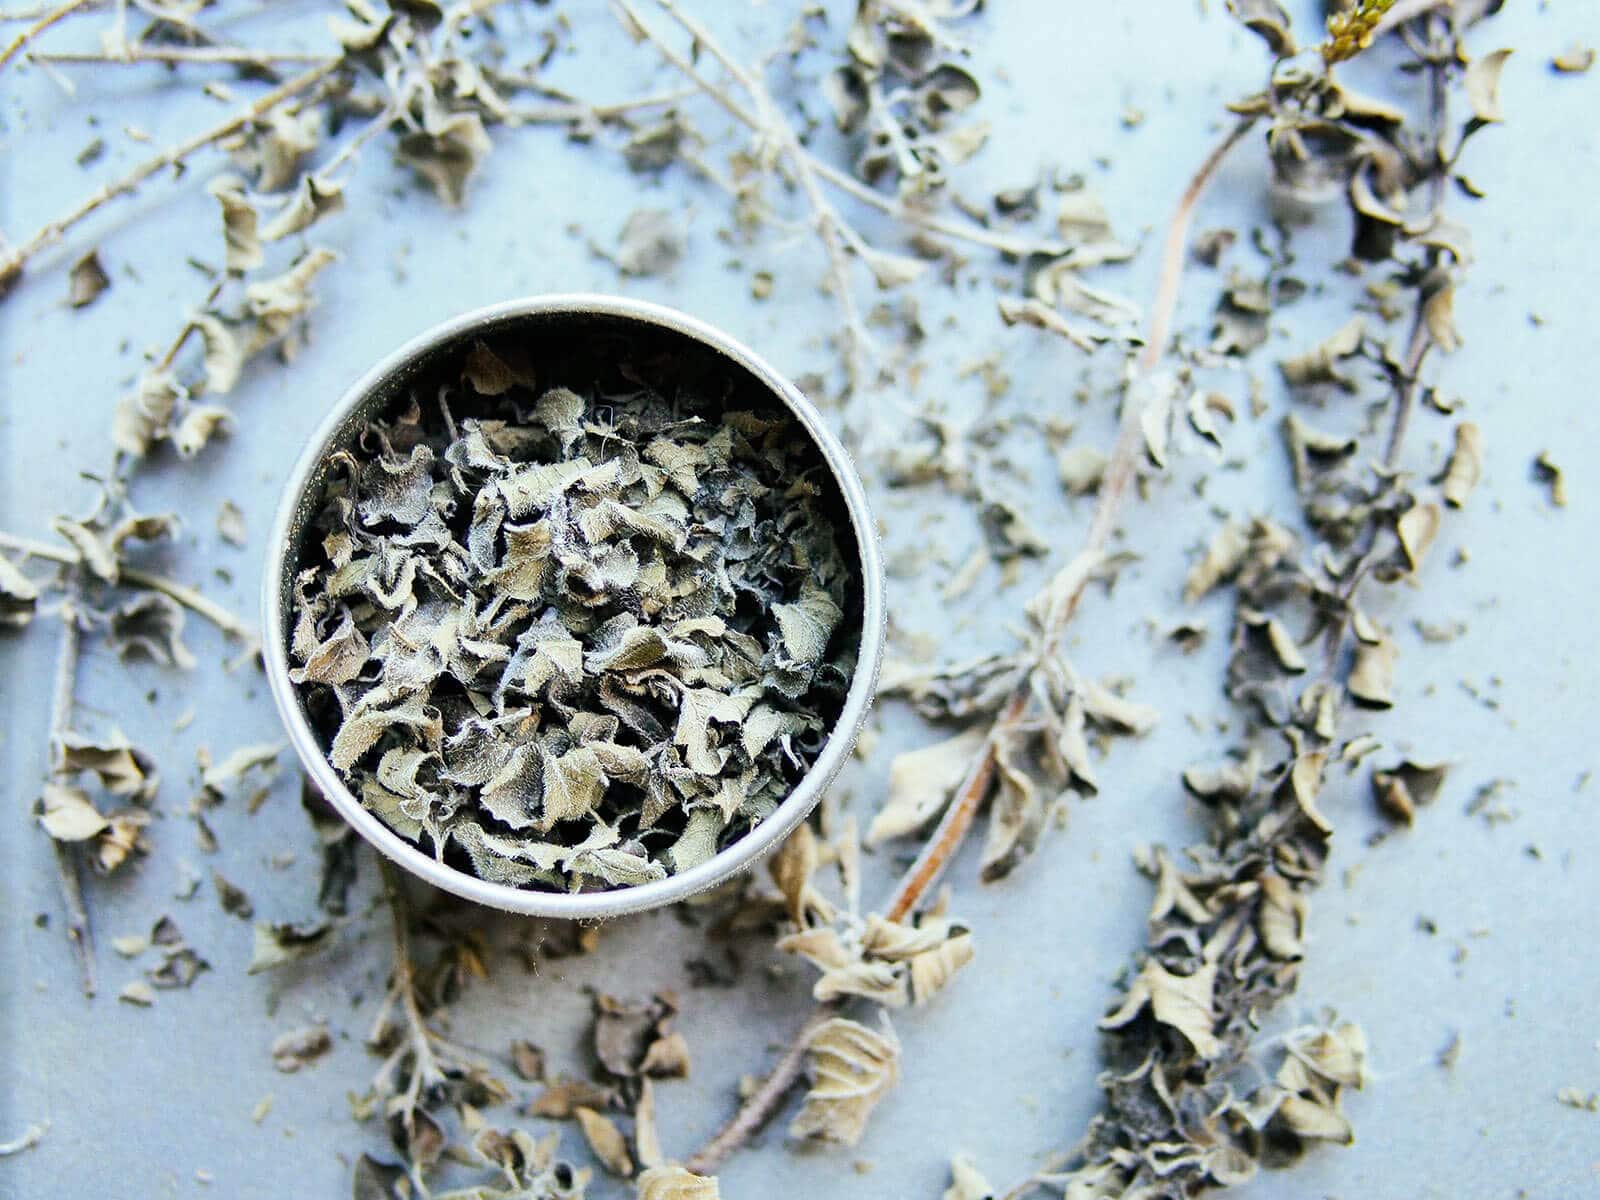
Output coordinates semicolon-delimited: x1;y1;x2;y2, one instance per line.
261;294;884;919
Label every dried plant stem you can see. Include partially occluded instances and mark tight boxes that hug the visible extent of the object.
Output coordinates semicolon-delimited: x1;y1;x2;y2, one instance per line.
884;691;1023;922
618;0;878;390
0;531;257;644
321;101;402;178
46;579;95;996
28;45;337;66
1381;32;1448;471
0;59;340;290
683;1003;836;1176
121;565;258;645
378;860;445;1121
0;0;92;71
153;282;223;373
506;84;699;126
1319;19;1449;678
2;0;98;17
805;155;1065;259
884;114;1259;921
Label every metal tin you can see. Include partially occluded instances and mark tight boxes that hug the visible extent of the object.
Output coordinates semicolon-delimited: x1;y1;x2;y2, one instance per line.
261;295;884;919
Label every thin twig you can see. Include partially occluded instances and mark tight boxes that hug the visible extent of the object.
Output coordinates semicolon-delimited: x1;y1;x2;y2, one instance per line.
0;0;93;71
321;101;402;178
28;44;336;66
684;1003;837;1177
46;578;95;996
619;0;877;392
0;59;341;291
504;84;700;126
2;0;99;17
1319;17;1451;679
806;155;1067;260
123;566;258;645
1381;28;1449;471
884;690;1022;921
0;531;258;644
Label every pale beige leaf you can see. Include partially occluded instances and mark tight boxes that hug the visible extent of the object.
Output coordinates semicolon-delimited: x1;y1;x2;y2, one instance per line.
1465;48;1513;122
788;1017;901;1147
1441;422;1482;508
1099;959;1221;1059
38;783;109;842
575;1106;633;1177
867;728;985;846
636;1165;720;1200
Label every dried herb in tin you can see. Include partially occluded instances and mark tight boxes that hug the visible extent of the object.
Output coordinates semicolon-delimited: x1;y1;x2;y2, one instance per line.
288;328;860;892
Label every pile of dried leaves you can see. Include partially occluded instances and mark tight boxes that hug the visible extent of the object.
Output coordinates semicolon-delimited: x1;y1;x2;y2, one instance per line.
289;325;861;891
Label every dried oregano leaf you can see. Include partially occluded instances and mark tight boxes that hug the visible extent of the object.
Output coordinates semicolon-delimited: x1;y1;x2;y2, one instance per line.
57;731;159;800
789;1017;901;1147
615;210;684;277
289;330;858;892
1464;48;1513;123
1227;0;1295;56
1347;636;1397;708
868;727;985;845
636;1166;719;1199
1279;316;1365;390
1552;43;1595;73
261;175;346;242
574;1106;632;1177
68;249;111;308
208;176;264;274
108;592;197;669
0;556;41;628
942;1154;995;1200
1099;959;1222;1059
38;783;110;841
1056;444;1108;496
397;110;493;206
271;1025;332;1073
1372;759;1449;825
1441;421;1483;508
247;919;334;974
1533;451;1566;507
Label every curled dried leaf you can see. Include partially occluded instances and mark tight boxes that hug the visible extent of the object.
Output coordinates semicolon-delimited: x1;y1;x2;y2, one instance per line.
575;1106;632;1177
1279;316;1365;390
1372;758;1449;824
0;556;41;629
636;1165;719;1200
271;1025;332;1073
1099;959;1221;1059
788;1017;901;1147
1465;48;1513;123
208;176;263;273
1347;637;1397;708
1441;422;1482;508
615;210;683;277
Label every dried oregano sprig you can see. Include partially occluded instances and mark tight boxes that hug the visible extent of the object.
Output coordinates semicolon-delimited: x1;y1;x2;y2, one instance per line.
288;331;860;893
977;3;1506;1198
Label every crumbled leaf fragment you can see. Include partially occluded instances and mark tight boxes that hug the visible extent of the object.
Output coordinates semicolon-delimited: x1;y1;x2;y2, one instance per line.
271;1025;332;1073
247;919;334;974
68;250;111;308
